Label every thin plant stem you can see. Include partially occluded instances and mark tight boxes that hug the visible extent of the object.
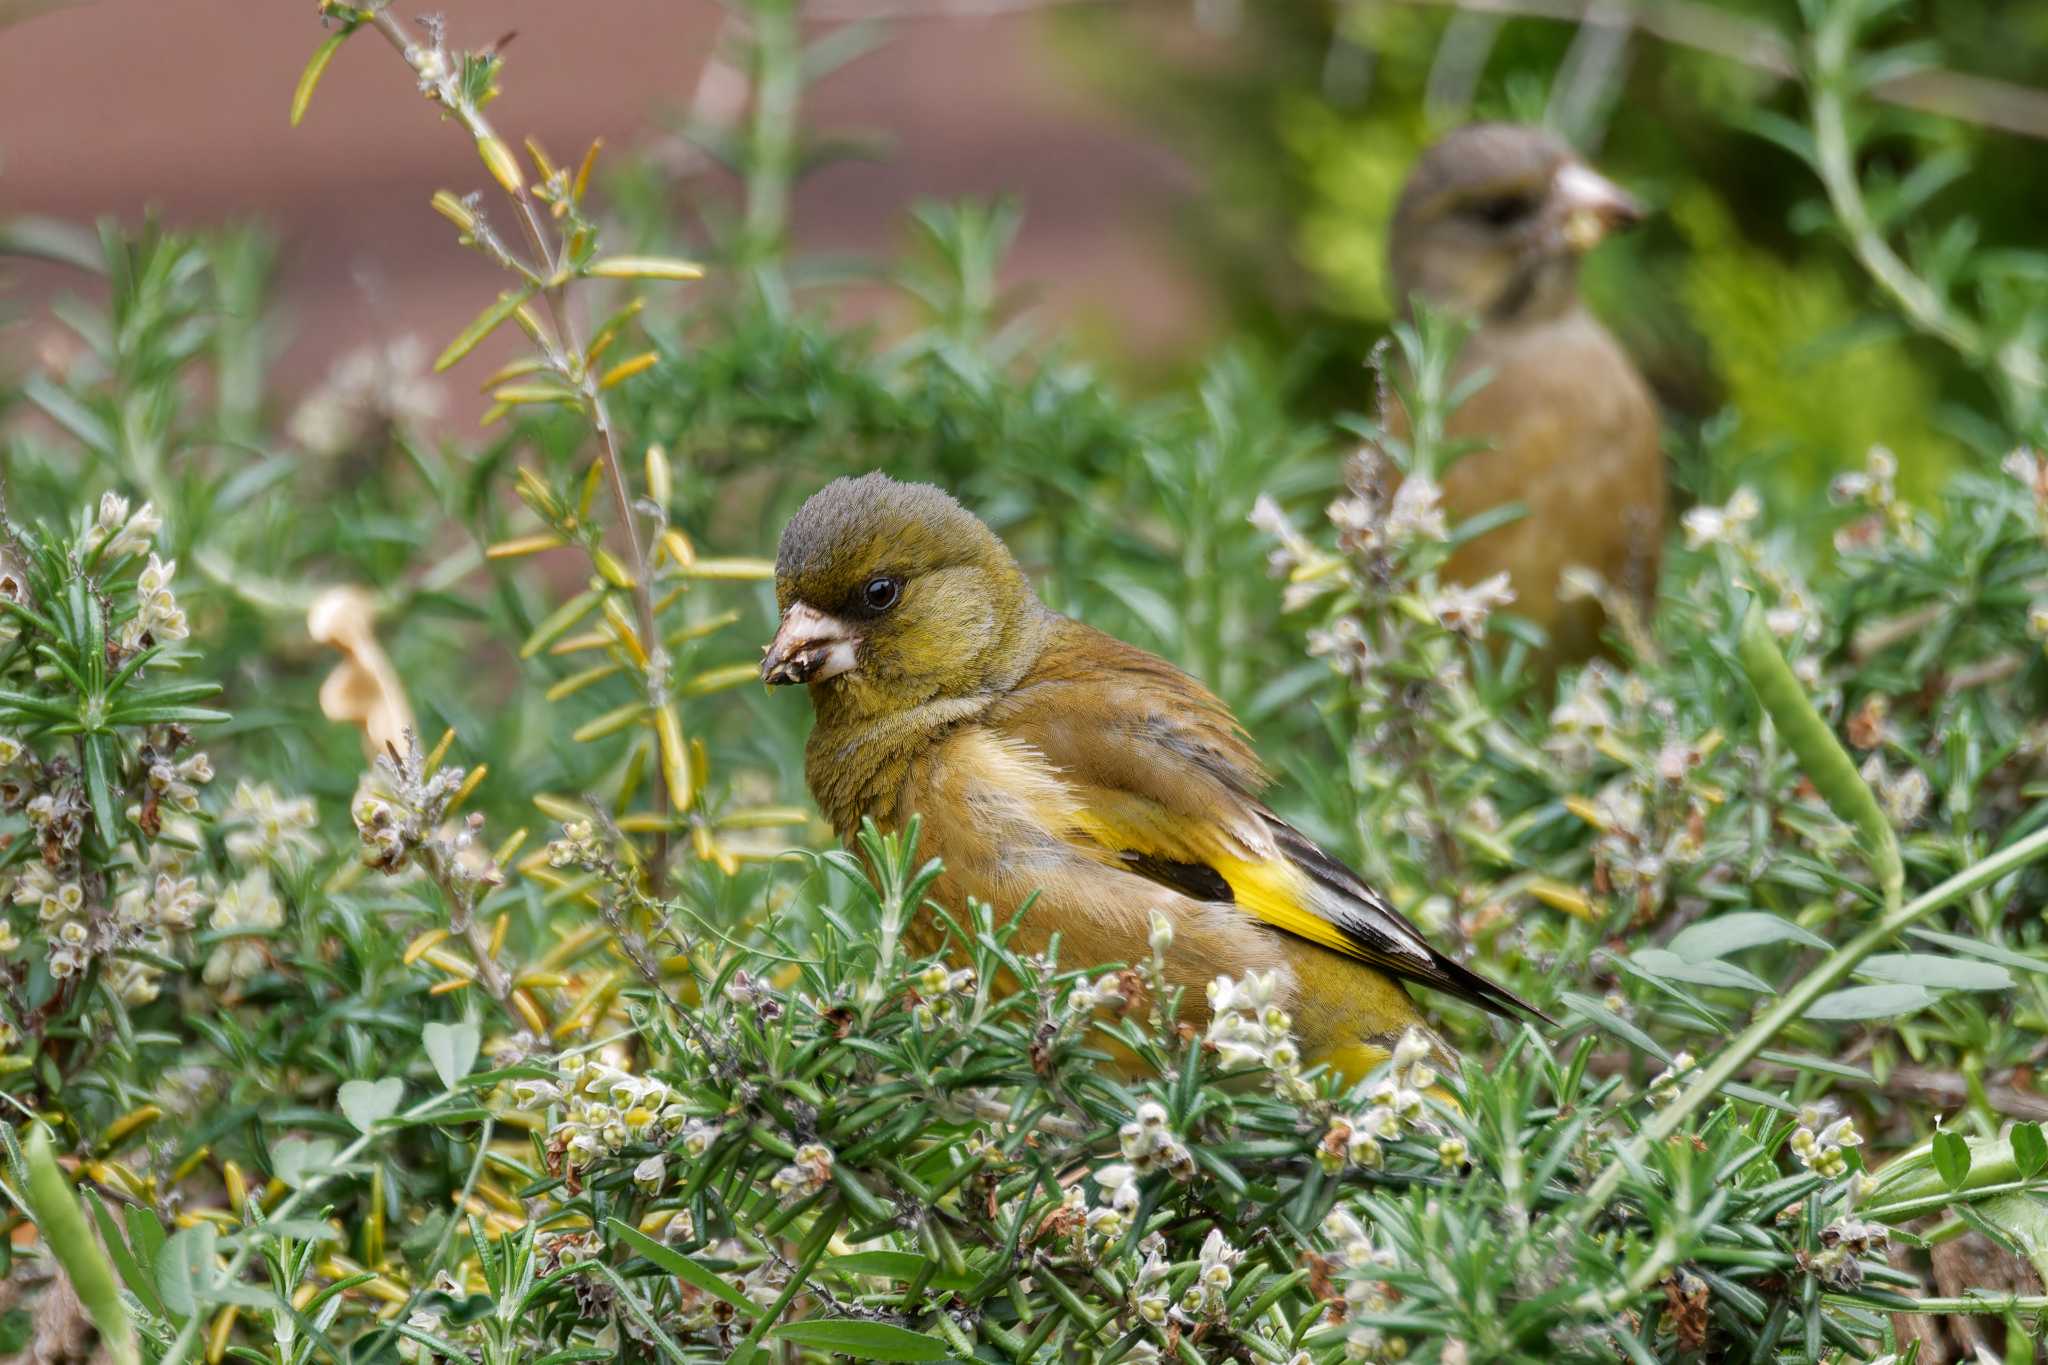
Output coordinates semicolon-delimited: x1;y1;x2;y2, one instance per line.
358;6;673;890
1566;821;2048;1233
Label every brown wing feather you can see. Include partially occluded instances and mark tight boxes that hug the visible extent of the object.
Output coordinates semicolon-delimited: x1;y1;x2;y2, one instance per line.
992;618;1547;1023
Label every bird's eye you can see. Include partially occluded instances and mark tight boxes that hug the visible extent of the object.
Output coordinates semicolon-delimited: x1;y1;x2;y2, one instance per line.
861;576;902;612
1467;193;1536;227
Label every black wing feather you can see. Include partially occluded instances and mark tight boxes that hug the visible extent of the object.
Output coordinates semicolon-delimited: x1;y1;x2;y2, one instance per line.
1261;815;1552;1025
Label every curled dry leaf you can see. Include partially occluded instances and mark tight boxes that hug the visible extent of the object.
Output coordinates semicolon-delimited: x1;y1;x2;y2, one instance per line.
308;586;414;759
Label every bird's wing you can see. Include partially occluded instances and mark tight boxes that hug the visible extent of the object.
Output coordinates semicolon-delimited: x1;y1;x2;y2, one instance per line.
996;620;1542;1022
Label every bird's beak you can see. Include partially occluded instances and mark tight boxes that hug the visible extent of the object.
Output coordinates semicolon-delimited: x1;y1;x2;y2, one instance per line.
1553;162;1645;252
761;602;860;686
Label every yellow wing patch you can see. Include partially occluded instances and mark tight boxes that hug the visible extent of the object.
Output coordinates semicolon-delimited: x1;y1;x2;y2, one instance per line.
1069;794;1371;964
1208;852;1371;962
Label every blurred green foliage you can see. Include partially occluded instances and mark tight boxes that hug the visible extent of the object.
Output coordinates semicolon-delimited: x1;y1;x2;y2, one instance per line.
1060;0;2048;502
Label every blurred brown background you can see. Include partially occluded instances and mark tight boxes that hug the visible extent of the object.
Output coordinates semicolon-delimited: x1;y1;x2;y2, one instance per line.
0;1;1210;405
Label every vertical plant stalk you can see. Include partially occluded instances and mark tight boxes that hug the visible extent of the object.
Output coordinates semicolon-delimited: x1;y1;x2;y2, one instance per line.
355;6;675;889
740;0;803;273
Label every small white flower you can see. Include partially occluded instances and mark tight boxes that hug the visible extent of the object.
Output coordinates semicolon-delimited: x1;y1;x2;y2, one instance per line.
1147;909;1173;956
1431;573;1514;639
1386;476;1448;543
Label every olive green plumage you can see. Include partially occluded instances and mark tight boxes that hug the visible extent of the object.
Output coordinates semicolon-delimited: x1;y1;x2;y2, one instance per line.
765;473;1541;1078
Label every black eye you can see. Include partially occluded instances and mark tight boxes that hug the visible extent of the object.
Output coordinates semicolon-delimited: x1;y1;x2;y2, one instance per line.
1468;193;1536;227
861;576;902;612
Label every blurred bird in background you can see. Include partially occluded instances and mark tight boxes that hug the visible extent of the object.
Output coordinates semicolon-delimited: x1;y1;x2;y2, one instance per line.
1386;123;1664;668
762;473;1543;1078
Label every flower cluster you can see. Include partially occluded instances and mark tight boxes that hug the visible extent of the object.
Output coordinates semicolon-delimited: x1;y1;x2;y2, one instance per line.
1646;1051;1696;1108
1318;1030;1441;1173
1857;753;1932;827
511;1051;711;1185
1206;970;1313;1101
1804;1216;1889;1290
1545;668;1725;919
203;870;285;988
1;730;216;1001
911;960;976;1031
1429;571;1515;640
116;553;191;653
1788;1104;1864;1179
288;335;446;459
353;736;491;880
1118;1099;1195;1180
1680;486;1821;648
1132;1227;1242;1329
352;735;502;933
224;780;321;866
1830;447;1926;557
1323;1207;1407;1360
80;492;162;561
769;1142;836;1206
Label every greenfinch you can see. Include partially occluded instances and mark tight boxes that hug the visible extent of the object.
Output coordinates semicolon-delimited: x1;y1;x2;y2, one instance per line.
1387;123;1663;666
762;473;1540;1077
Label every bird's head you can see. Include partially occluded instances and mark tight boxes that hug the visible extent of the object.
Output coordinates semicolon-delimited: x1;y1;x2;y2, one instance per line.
1387;123;1643;326
762;473;1046;717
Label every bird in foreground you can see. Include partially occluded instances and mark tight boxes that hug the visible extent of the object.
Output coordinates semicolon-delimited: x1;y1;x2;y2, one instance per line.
762;473;1542;1079
1386;122;1663;667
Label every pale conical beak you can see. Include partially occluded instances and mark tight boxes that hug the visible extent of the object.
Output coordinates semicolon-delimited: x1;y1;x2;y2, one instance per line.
761;602;860;686
1554;162;1645;251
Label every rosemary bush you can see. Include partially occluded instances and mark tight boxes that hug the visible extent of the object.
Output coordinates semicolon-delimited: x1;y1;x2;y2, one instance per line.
1;2;2046;1362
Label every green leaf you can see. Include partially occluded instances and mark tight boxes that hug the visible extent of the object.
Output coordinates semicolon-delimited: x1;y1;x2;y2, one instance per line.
436;289;535;372
1667;912;1829;961
520;587;603;660
826;1251;978;1291
0;1309;29;1356
1802;983;1935;1020
21;375;113;455
86;1189;165;1318
269;1135;339;1188
1932;1130;1972;1191
291;28;351;127
422;1020;481;1091
81;735;120;846
1971;1193;2048;1285
605;1219;755;1314
769;1320;951;1361
1906;928;2048;975
2013;1123;2047;1180
338;1077;404;1132
1559;991;1671;1063
157;1223;215;1321
103;705;232;727
1631;948;1772;992
0;687;79;720
1855;952;2012;991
